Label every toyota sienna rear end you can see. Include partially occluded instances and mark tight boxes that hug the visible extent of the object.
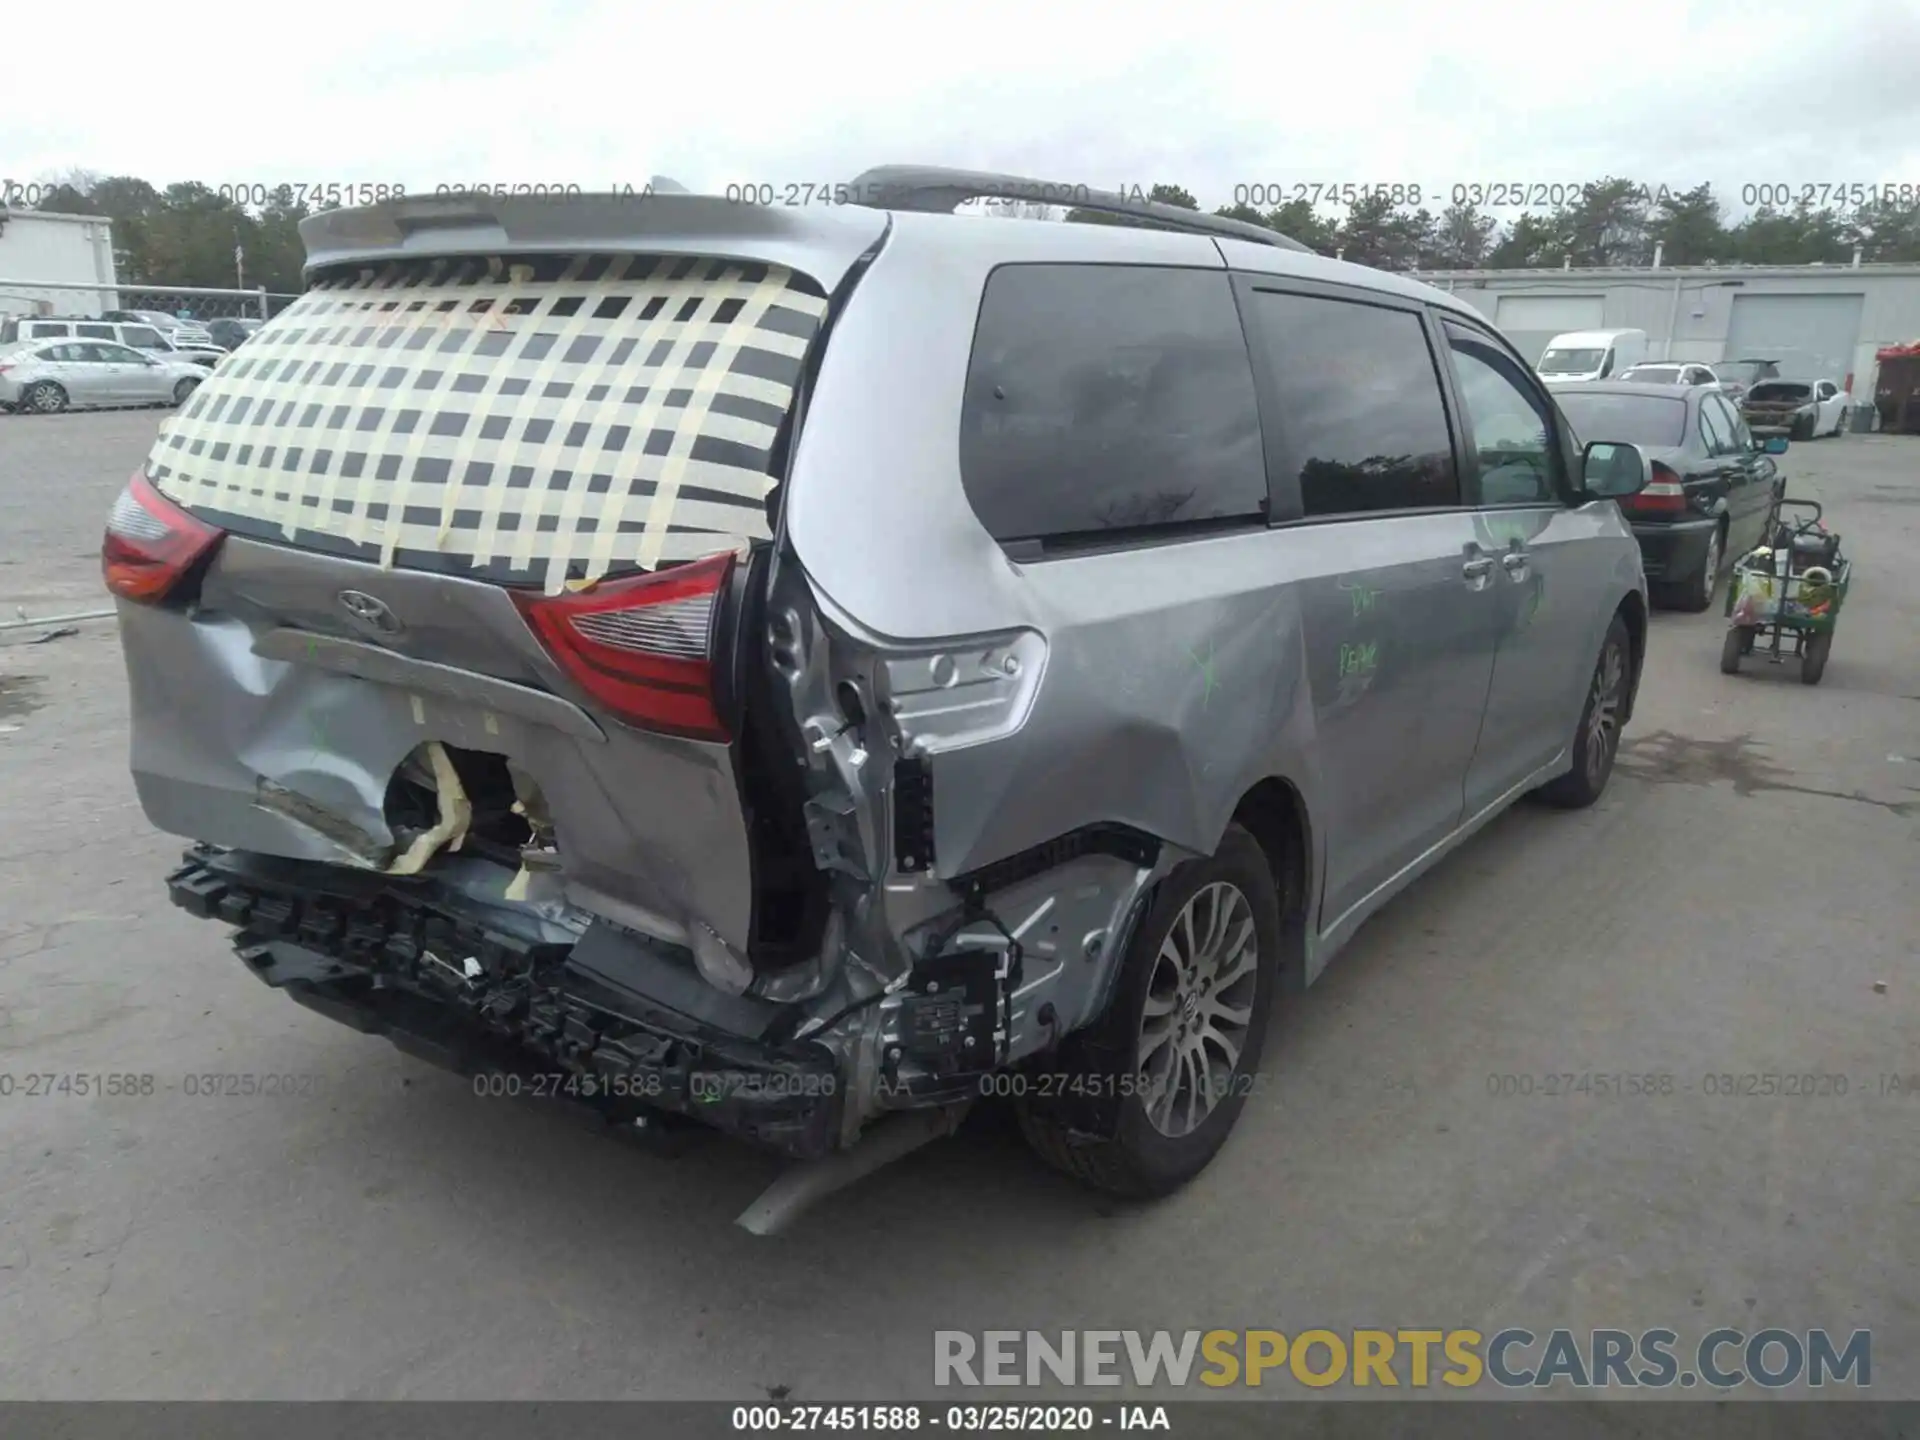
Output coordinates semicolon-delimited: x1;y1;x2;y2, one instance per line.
110;193;892;1164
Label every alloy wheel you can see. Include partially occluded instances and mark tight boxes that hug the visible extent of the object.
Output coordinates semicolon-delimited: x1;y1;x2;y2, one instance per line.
1138;881;1258;1138
1584;639;1626;786
1699;529;1722;607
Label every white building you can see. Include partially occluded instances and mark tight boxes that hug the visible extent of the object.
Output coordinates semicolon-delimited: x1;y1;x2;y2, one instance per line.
1416;261;1920;400
0;208;119;319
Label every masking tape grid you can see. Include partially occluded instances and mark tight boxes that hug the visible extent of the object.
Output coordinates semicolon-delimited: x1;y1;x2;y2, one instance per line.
147;253;826;593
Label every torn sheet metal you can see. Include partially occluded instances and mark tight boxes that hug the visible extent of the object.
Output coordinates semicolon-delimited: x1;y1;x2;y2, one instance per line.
145;253;828;594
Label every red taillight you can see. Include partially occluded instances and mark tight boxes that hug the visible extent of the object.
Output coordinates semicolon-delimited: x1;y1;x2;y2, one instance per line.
1625;463;1687;514
101;469;225;602
513;551;736;742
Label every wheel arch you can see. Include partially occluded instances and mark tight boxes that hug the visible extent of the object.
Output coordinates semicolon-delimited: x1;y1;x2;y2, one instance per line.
1615;589;1648;724
1227;775;1311;990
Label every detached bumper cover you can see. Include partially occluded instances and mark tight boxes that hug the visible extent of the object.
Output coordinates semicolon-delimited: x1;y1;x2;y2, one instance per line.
166;846;843;1160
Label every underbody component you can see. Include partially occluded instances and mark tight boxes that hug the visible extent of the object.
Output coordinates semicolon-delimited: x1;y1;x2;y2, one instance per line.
734;1107;965;1237
883;942;1017;1104
167;845;844;1161
891;757;936;873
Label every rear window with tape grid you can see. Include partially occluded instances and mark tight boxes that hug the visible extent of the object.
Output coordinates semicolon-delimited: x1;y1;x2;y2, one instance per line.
145;252;828;594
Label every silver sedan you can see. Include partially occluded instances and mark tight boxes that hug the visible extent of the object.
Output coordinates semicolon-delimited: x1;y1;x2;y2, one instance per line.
0;339;214;414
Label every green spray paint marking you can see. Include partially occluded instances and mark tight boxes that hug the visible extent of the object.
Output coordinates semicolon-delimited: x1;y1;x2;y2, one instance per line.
300;636;332;750
1338;640;1378;679
1339;580;1382;618
1187;640;1220;709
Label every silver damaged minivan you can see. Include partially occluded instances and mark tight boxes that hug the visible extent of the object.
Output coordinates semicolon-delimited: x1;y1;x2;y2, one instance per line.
107;170;1653;1216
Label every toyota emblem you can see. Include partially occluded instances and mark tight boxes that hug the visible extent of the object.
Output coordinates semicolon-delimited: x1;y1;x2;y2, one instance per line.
338;590;403;636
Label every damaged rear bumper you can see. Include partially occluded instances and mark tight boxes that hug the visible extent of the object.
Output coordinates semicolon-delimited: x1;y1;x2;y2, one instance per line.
167;845;844;1160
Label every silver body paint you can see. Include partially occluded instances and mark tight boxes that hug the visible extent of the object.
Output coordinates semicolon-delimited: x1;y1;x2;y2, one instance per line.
118;192;1647;1145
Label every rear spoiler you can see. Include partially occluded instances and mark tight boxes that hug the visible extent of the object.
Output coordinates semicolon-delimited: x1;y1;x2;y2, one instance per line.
298;191;891;298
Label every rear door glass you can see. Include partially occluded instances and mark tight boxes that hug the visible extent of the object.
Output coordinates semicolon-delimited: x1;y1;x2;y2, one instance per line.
959;264;1266;548
146;253;828;593
1239;288;1459;516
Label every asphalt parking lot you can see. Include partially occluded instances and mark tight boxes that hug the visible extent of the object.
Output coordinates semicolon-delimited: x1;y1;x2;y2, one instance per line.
1;410;1916;1402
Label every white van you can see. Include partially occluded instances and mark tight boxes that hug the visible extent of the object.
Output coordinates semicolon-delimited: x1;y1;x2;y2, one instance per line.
1536;329;1648;385
0;315;228;367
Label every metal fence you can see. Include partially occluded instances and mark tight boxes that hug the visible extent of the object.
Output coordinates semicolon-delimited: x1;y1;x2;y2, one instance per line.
0;278;304;324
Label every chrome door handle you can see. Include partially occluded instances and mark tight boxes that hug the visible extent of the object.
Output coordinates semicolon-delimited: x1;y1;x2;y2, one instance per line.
1501;551;1529;574
1462;557;1494;580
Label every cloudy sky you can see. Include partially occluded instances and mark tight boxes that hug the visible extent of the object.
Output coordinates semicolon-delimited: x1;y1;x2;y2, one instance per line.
6;0;1918;218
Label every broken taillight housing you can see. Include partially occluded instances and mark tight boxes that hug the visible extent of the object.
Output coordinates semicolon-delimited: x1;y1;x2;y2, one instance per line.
102;470;226;603
513;550;735;743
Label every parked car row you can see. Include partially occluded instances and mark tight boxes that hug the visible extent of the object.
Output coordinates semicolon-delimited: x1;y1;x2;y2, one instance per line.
1551;380;1790;613
0;314;229;369
1534;331;1852;444
0;337;211;412
102;308;220;350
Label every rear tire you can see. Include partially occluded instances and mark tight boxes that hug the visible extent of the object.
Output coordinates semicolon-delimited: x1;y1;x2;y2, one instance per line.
1800;631;1832;685
172;378;199;405
1720;626;1753;674
1672;525;1724;614
1015;823;1281;1198
1539;614;1631;809
22;381;67;414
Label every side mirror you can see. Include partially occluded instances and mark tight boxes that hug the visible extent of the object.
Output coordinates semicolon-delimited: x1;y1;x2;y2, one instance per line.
1580;440;1650;499
1763;436;1789;455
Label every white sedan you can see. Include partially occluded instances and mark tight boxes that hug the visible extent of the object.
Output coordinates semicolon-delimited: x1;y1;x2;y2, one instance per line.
1742;378;1853;439
0;339;213;414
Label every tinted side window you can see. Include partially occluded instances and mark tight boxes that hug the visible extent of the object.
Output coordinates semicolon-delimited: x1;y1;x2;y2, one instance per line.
1443;323;1562;505
1710;393;1751;451
960;265;1266;546
76;323;115;339
1698;397;1732;455
1241;289;1458;516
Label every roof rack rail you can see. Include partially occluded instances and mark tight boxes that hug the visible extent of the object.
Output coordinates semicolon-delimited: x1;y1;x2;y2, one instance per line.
844;166;1315;254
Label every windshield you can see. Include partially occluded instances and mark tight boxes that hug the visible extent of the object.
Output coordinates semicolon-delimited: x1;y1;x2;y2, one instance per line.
1537;347;1606;375
1621;366;1681;384
1748;382;1812;403
1555;392;1687;448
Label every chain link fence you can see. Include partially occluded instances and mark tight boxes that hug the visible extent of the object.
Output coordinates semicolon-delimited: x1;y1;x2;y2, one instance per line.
0;279;305;326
